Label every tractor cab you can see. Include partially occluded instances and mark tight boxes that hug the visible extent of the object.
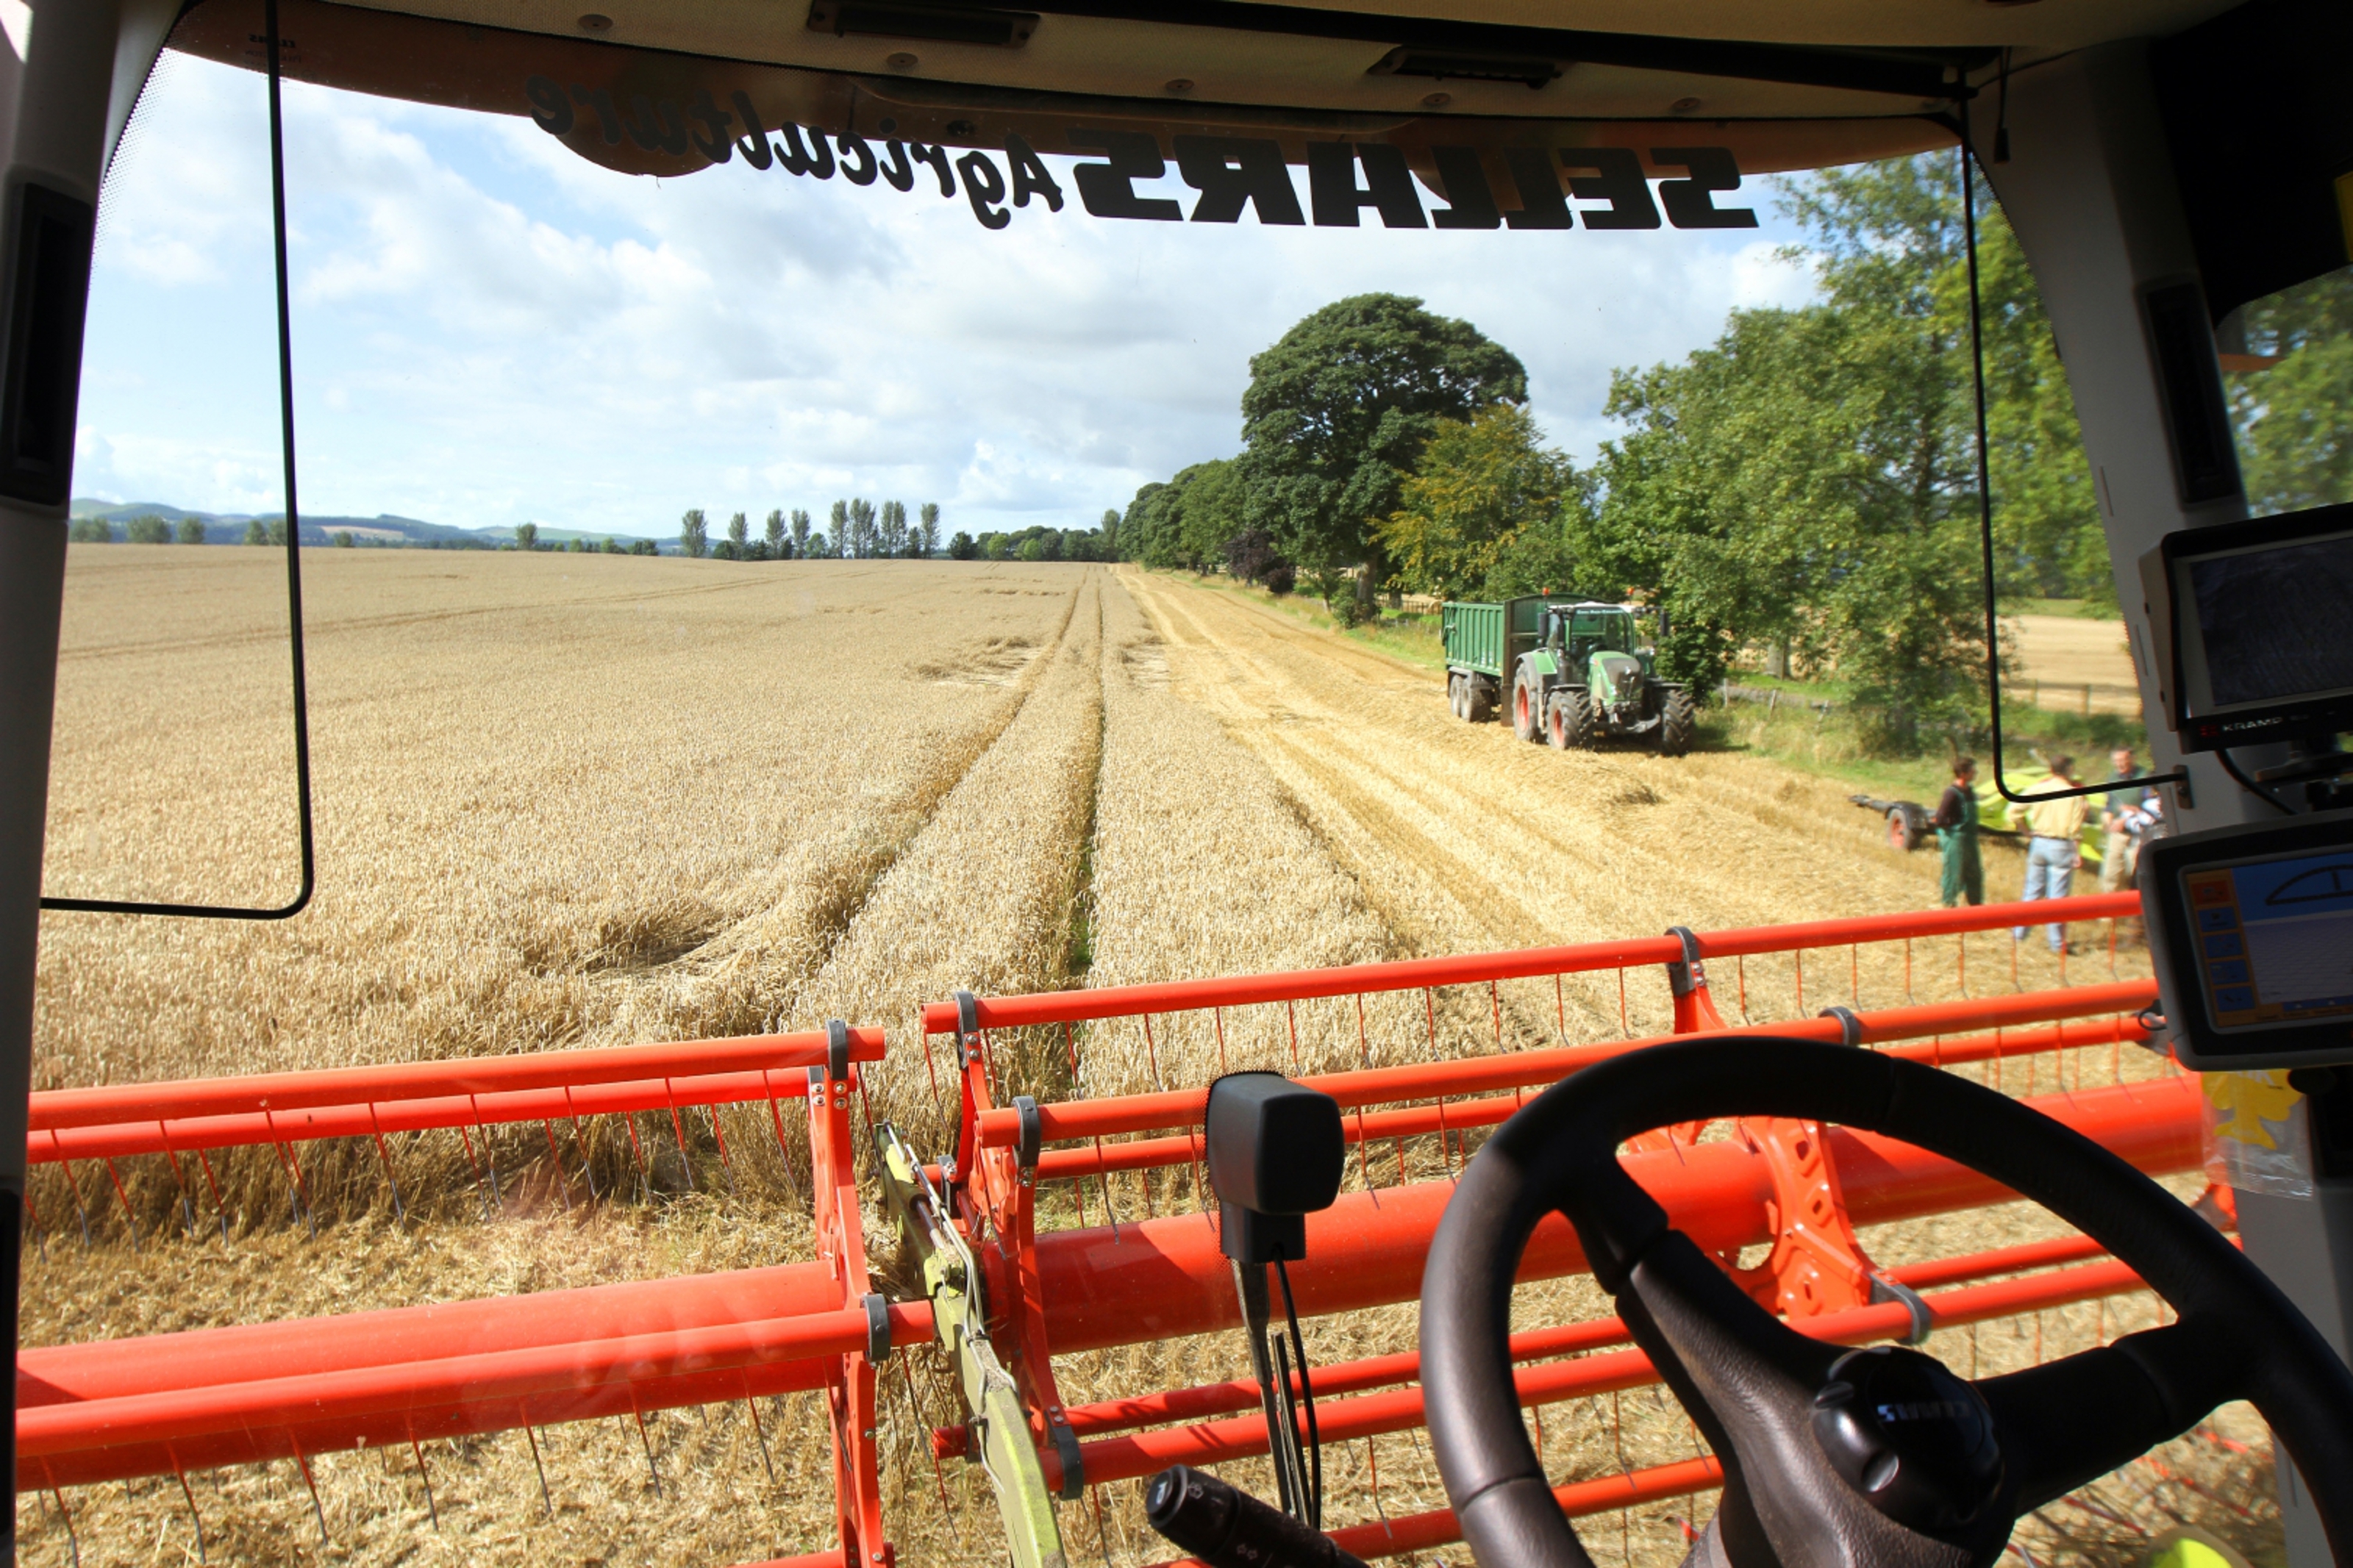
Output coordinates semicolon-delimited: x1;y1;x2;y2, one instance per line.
4;1;2353;1567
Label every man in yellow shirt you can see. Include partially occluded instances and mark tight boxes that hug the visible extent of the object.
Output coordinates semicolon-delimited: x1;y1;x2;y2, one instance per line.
2013;756;2090;953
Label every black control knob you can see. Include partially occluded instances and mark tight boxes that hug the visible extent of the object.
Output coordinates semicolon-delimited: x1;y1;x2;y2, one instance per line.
1810;1345;2003;1533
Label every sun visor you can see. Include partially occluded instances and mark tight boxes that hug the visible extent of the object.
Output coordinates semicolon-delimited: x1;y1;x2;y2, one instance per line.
168;0;1952;231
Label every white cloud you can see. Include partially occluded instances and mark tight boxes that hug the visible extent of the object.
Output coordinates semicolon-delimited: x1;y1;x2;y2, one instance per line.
78;51;1823;534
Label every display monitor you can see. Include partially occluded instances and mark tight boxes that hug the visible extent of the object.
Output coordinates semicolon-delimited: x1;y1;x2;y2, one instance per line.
2143;808;2353;1069
2140;501;2353;751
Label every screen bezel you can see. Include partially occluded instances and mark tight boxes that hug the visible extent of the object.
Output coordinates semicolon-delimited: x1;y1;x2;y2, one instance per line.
2159;500;2353;751
2143;808;2353;1070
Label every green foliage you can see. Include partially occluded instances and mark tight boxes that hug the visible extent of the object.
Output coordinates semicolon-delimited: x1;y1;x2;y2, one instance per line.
829;500;850;558
679;509;709;558
2229;266;2353;515
1376;404;1577;598
176;516;208;545
332;530;356;548
125;514;171;544
629;538;659;556
1237;293;1526;574
726;512;749;551
765;509;785;555
1585;155;2039;747
69;517;113;543
790;509;813;557
949;530;977;560
515;520;539;551
920;503;941;558
602;536;625;554
243;519;269;545
1118;459;1248;570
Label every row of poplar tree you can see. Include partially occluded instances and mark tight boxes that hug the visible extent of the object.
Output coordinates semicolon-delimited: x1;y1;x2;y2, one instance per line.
677;500;940;560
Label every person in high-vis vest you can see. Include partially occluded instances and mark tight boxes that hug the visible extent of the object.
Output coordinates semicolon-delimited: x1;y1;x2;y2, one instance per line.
1930;756;1983;908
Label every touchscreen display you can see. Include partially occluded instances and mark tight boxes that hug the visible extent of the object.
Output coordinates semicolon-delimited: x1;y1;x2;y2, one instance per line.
2188;529;2353;707
2182;848;2353;1029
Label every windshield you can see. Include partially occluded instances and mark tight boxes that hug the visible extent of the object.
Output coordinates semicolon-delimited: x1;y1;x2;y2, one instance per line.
35;8;2261;1567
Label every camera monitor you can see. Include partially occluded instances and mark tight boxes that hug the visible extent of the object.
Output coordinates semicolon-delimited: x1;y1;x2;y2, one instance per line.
2140;500;2353;751
2142;809;2353;1069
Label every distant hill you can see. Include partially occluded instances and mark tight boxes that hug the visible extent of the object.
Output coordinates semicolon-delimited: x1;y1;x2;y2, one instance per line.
68;499;665;551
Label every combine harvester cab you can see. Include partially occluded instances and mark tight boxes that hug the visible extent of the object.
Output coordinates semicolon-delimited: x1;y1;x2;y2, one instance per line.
1446;598;1694;756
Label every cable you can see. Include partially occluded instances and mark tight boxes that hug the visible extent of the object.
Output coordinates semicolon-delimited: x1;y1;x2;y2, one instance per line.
1958;136;2186;811
2215;747;2295;816
40;0;315;920
1273;1256;1321;1531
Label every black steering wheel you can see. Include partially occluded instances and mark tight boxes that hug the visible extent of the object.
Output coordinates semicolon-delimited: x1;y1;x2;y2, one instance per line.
1420;1037;2353;1568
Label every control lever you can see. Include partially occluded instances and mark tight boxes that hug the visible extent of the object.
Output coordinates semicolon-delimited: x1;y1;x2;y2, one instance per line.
1204;1072;1346;1528
1146;1464;1368;1568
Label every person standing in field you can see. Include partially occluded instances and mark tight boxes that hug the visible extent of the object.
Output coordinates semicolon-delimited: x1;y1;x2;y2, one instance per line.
2099;746;2149;894
2013;755;2090;953
1931;755;1983;908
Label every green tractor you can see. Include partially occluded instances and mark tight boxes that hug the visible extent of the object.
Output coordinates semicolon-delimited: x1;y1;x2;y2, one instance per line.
1440;597;1696;756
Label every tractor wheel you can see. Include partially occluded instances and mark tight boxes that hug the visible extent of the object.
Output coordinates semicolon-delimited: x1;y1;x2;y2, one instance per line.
1888;803;1931;851
1655;688;1696;757
1512;673;1542;742
1547;689;1590;751
1466;679;1496;724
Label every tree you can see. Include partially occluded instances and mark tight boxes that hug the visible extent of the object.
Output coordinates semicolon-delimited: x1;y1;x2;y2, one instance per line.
332;530;356;548
244;519;271;545
69;517;113;543
1238;294;1527;595
791;509;813;557
727;512;749;553
2229;267;2353;517
176;516;208;545
680;509;710;558
629;538;659;556
515;520;539;551
1376;404;1577;598
921;503;941;558
809;531;830;557
765;509;786;557
126;514;171;544
602;536;624;554
1099;508;1120;558
849;498;878;557
829;500;849;557
949;530;977;559
879;501;907;556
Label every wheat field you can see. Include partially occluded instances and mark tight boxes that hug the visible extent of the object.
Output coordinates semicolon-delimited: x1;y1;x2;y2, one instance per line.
24;548;2268;1568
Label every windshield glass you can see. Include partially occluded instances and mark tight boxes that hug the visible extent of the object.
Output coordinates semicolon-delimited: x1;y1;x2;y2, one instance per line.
35;7;2256;1566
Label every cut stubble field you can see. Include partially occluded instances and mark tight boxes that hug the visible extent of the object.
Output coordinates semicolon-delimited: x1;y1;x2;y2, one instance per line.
28;550;2247;1568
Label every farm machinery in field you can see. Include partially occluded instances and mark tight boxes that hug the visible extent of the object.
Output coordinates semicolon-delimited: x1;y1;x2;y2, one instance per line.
18;891;2255;1568
1442;598;1696;756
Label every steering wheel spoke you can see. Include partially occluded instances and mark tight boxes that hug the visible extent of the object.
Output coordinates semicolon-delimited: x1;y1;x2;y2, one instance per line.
1977;1317;2248;1514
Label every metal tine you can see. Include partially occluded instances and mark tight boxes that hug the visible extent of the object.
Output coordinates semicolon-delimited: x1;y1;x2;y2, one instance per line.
23;1190;45;1261
543;1122;572;1214
524;1422;554;1516
172;1459;207;1563
195;1149;231;1245
51;1485;80;1568
58;1157;93;1247
293;1447;329;1543
368;1104;406;1225
457;1123;494;1215
101;1158;139;1253
160;1136;199;1241
746;1395;775;1485
410;1437;440;1531
707;1106;738;1197
632;1409;663;1497
471;1100;506;1211
665;1091;697;1194
568;1108;601;1203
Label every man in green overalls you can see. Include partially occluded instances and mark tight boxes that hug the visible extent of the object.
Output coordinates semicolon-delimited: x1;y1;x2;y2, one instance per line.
1931;755;1983;907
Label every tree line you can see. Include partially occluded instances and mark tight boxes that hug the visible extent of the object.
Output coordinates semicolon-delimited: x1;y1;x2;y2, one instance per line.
1113;154;2190;752
671;501;942;560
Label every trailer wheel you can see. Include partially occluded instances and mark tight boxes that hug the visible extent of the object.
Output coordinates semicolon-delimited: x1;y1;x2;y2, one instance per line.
1448;674;1466;720
1888;803;1931;851
1547;689;1590;750
1466;678;1496;724
1511;673;1542;742
1655;688;1696;757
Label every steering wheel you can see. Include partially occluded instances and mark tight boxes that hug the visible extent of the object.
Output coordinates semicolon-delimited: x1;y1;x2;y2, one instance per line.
1420;1037;2353;1568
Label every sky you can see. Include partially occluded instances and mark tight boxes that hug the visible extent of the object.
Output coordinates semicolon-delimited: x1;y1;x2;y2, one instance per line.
75;48;1819;540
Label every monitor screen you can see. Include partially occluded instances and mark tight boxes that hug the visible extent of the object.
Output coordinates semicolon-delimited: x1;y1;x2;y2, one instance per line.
2187;526;2353;709
2180;846;2353;1031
